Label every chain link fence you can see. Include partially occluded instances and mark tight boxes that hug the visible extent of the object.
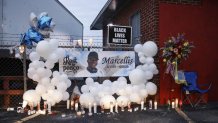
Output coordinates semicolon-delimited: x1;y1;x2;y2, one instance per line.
0;40;135;108
0;39;161;109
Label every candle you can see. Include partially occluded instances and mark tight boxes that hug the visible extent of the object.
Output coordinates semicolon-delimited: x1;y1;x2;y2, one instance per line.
48;103;51;114
88;102;92;116
141;101;144;111
115;102;118;113
149;100;152;109
75;102;78;111
172;101;175;109
93;103;97;113
110;102;113;113
67;100;70;109
77;111;82;116
154;101;157;110
167;99;171;110
175;98;178;108
121;101;124;112
179;100;183;109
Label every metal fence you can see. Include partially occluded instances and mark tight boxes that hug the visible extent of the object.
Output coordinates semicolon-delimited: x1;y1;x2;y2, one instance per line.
0;39;136;108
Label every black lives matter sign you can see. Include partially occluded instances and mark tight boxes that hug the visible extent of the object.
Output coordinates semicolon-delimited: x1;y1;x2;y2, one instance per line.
108;25;132;45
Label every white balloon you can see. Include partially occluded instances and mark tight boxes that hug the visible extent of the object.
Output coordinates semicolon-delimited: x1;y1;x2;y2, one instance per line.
79;93;95;108
36;67;47;78
81;85;89;93
48;53;59;63
85;78;94;86
51;77;59;86
45;60;55;69
36;41;53;59
29;12;38;28
32;74;40;82
103;80;112;86
28;67;36;75
153;69;159;75
40;77;50;86
62;92;70;101
55;48;65;59
129;69;145;85
142;41;158;57
49;39;59;50
129;93;141;104
23;90;41;107
100;95;116;109
138;52;144;57
27;72;33;79
117;77;127;83
145;57;154;64
144;71;153;80
15;53;21;58
35;84;46;96
29;52;40;61
139;56;146;64
65;79;71;88
117;96;129;107
139;89;148;99
57;82;67;92
134;44;143;53
145;82;157;95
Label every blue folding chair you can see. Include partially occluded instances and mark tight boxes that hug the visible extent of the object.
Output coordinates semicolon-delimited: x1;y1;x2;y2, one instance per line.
182;72;212;107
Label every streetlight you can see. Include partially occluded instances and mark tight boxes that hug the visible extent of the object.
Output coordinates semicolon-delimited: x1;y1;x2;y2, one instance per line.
19;45;27;92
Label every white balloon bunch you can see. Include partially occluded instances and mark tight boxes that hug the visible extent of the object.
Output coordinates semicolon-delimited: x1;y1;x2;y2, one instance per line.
23;12;70;107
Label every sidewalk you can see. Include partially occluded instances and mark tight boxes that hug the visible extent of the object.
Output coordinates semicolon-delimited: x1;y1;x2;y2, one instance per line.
0;102;217;123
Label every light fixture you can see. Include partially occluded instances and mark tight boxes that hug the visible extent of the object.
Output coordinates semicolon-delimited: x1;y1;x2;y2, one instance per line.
89;38;93;47
19;45;25;54
77;39;82;47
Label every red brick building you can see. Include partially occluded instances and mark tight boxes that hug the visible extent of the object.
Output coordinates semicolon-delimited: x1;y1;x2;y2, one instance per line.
91;0;218;104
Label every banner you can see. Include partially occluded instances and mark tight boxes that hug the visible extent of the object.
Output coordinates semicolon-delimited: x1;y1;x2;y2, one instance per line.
59;51;135;77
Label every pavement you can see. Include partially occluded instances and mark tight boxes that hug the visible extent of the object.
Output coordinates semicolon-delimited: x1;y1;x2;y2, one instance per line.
0;102;218;123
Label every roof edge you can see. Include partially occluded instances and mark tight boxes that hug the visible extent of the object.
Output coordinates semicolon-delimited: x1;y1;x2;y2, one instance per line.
56;0;83;27
90;0;112;30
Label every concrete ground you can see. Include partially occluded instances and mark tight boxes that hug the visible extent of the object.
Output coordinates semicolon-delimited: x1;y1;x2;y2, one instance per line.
0;102;217;123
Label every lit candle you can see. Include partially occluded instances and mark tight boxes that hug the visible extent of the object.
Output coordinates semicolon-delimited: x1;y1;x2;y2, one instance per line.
175;98;178;108
67;100;70;109
115;102;118;113
88;102;92;116
149;100;152;109
75;102;78;111
141;101;144;110
37;102;41;111
77;111;82;116
93;103;97;113
179;100;183;109
172;101;175;109
154;101;157;110
110;102;113;113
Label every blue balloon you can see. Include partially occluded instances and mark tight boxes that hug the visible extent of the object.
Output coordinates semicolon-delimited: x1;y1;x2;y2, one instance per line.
38;16;52;29
20;28;43;48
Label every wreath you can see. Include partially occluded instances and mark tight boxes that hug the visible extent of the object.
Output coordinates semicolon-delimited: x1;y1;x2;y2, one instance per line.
161;33;194;84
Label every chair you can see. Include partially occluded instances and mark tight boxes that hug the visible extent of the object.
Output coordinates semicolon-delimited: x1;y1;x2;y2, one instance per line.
182;71;212;107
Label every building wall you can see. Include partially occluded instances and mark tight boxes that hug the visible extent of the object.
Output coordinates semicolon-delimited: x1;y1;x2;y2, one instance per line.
102;0;218;104
1;0;83;45
159;0;218;104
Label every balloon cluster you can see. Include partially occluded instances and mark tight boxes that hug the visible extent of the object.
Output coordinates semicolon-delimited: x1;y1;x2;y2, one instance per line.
22;12;70;108
79;41;158;109
20;12;55;48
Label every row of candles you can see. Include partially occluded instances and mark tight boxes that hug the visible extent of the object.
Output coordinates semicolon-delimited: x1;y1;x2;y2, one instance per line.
66;100;164;116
